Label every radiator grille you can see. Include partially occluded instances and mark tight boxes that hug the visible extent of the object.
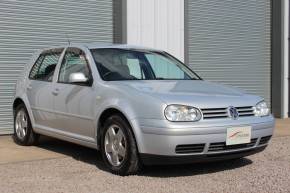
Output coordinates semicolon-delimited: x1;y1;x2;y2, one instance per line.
201;106;254;119
237;106;255;117
202;108;228;119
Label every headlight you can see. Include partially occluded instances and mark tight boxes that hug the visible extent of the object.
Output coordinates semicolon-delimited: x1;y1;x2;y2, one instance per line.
164;105;202;122
253;101;270;117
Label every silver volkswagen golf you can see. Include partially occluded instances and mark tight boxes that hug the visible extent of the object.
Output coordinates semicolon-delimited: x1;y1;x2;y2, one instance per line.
13;44;274;175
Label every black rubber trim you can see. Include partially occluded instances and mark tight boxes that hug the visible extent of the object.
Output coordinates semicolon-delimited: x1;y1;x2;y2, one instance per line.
140;146;267;165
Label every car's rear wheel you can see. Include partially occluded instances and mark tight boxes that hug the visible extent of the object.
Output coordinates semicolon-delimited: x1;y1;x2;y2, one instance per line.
13;104;39;146
100;114;141;176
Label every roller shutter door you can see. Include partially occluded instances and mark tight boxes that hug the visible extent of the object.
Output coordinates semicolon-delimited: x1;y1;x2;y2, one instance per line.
186;0;271;106
0;0;113;134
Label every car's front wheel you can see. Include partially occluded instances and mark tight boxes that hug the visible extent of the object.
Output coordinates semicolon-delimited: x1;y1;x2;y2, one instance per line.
100;114;141;176
13;103;39;146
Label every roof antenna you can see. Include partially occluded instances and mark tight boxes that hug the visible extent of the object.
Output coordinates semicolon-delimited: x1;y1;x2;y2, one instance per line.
65;33;71;45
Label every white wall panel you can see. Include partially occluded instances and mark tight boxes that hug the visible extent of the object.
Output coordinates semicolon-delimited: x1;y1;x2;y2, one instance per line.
127;0;141;44
155;0;168;50
140;0;155;46
127;0;184;61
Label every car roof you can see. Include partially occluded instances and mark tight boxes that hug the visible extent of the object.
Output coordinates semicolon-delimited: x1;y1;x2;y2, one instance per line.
41;43;163;52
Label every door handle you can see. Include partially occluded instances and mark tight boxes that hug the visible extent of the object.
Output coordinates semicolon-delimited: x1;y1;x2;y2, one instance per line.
27;84;32;90
52;88;60;96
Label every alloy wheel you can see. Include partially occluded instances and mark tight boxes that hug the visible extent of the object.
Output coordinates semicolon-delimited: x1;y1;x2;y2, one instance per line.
104;125;127;167
15;109;28;140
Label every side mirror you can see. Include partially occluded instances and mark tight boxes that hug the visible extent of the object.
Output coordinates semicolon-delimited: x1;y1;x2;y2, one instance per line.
69;72;89;84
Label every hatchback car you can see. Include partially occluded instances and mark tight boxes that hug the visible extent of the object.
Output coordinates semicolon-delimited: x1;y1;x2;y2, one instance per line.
13;44;274;175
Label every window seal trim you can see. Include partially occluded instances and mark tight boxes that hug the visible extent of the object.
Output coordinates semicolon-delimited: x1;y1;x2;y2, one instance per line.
57;47;94;87
28;50;63;82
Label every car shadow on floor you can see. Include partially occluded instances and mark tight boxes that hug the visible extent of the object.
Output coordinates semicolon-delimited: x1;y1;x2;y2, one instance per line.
37;136;253;177
37;136;107;167
139;158;252;178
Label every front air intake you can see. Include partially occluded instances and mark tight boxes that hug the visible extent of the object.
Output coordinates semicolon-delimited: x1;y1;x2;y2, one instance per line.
259;136;272;145
208;138;257;152
175;144;205;154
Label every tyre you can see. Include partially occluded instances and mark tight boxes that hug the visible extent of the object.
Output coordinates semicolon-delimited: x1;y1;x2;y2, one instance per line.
100;114;141;176
13;103;39;146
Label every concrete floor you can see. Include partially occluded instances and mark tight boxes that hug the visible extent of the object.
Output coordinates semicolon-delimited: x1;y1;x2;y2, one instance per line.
0;127;289;193
0;137;66;164
274;118;290;137
0;118;289;165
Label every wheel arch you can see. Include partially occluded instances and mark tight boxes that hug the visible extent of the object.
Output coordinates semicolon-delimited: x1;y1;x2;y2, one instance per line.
96;107;139;150
13;98;25;114
12;96;35;128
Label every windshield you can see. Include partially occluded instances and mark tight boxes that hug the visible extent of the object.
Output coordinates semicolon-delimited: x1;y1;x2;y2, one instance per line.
90;48;201;81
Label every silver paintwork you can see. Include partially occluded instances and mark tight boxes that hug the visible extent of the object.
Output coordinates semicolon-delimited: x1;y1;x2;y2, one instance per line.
14;44;275;157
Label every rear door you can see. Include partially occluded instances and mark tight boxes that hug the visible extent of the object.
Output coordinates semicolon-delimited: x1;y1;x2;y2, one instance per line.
53;47;96;141
27;48;63;129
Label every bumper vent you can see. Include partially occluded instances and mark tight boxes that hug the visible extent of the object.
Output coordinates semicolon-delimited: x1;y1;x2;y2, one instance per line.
201;106;254;119
175;144;205;154
259;136;272;145
208;138;257;152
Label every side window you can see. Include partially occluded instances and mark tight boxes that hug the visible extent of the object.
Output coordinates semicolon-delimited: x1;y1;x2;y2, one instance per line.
58;48;91;85
29;51;62;81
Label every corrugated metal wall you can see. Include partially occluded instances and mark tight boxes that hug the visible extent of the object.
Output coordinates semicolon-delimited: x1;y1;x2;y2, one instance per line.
0;0;113;134
186;0;272;106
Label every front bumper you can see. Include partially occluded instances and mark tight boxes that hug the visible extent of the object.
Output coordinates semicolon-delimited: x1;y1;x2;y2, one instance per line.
130;116;274;163
140;145;267;165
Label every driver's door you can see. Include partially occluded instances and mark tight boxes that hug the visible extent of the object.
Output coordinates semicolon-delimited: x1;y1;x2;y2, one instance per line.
52;47;96;141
